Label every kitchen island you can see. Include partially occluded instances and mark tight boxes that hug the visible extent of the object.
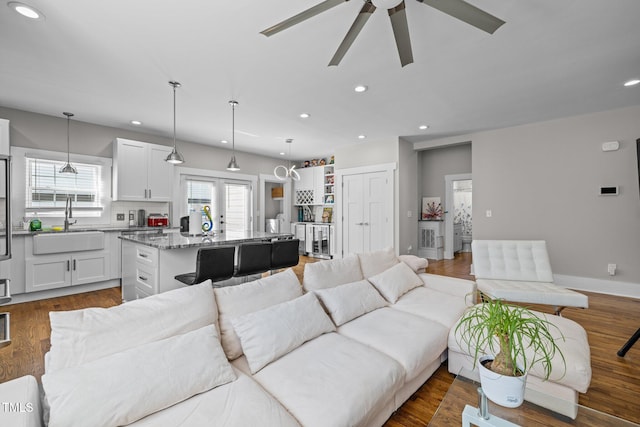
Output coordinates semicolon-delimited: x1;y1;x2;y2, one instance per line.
120;230;293;301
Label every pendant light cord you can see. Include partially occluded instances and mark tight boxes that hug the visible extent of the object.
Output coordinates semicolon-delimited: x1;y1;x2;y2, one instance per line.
66;114;71;164
173;83;177;149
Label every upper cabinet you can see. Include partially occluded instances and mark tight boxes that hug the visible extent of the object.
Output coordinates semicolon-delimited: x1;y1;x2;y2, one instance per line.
112;138;174;202
294;165;334;205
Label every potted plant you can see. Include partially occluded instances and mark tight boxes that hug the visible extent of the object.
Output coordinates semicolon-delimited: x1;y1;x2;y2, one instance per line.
454;297;566;408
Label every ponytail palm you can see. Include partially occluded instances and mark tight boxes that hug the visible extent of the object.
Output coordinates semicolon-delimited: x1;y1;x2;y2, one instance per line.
455;298;566;379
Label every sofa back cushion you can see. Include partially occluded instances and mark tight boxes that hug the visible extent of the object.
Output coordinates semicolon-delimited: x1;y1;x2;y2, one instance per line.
313;280;388;326
357;247;399;278
231;292;336;374
48;281;217;373
368;261;424;303
43;325;236;427
472;240;554;282
214;268;302;360
302;254;363;291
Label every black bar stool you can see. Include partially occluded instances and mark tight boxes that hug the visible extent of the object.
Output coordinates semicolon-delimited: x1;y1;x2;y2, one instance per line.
174;246;236;286
270;239;300;274
234;242;272;278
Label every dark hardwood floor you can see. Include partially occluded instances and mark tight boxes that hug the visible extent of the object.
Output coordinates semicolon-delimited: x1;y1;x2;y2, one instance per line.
1;252;639;425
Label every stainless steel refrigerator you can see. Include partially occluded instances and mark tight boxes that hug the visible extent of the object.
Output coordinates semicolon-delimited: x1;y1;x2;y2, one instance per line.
0;118;12;347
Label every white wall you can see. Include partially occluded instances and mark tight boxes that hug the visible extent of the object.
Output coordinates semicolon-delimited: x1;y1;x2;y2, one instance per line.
418;105;640;291
398;138;418;255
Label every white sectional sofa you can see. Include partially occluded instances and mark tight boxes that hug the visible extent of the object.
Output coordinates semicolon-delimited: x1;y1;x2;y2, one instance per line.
1;248;476;427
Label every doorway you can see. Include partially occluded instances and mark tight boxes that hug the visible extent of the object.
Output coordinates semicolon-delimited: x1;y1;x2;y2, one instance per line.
258;174;291;233
444;173;472;259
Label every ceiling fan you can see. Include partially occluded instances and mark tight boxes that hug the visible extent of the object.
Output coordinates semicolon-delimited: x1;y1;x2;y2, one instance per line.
260;0;505;67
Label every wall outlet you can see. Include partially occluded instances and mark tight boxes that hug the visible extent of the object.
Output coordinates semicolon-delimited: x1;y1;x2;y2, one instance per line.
608;263;617;276
486;210;492;218
407;245;412;254
407;210;412;218
116;213;125;221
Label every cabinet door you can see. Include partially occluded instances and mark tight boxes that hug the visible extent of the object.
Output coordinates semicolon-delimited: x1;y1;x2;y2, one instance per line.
72;252;109;286
147;145;174;201
294;168;314;205
25;255;72;292
312;167;325;205
113;139;148;201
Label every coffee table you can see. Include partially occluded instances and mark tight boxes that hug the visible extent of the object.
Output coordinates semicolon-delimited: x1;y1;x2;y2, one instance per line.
428;374;639;426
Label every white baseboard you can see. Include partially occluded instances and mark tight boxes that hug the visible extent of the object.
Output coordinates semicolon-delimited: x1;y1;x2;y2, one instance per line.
7;280;121;304
554;274;640;300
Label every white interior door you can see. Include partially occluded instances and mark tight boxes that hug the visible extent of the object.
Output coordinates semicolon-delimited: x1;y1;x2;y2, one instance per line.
343;174;364;255
342;170;392;256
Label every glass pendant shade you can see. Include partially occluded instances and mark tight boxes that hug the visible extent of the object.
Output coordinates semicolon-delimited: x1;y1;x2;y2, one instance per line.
226;100;240;171
60;112;78;174
166;81;185;164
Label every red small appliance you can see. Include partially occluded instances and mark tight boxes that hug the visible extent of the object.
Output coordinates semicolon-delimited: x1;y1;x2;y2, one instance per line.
147;214;169;227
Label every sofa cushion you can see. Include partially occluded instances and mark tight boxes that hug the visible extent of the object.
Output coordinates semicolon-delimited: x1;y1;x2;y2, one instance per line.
232;293;336;374
129;368;301;427
215;268;302;360
313;279;388;326
368;261;423;303
357;247;399;278
42;325;236;427
337;307;449;381
47;281;216;372
244;332;405;427
472;240;554;282
302;254;363;291
392;286;471;328
398;254;428;273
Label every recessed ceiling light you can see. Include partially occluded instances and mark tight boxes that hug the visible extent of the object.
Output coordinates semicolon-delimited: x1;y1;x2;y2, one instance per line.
8;2;44;20
358;135;366;139
419;125;429;130
624;79;640;87
221;140;228;144
354;85;368;93
299;113;310;118
280;152;286;156
130;120;142;126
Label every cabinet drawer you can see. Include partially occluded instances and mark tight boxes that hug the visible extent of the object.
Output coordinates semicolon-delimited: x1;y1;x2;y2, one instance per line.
136;246;158;267
135;264;157;294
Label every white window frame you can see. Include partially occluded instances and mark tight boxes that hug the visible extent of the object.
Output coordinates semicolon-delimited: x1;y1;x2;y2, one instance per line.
11;147;112;225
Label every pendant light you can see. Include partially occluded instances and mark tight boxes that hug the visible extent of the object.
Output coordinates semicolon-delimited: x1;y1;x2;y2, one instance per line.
59;112;77;174
274;139;300;181
226;100;240;171
165;81;185;164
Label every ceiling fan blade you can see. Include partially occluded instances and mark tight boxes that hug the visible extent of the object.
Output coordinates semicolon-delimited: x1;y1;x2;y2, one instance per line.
329;1;376;66
416;0;505;34
389;1;413;67
261;0;349;37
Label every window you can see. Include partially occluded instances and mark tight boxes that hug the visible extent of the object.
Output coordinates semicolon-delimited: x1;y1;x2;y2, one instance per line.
26;157;103;217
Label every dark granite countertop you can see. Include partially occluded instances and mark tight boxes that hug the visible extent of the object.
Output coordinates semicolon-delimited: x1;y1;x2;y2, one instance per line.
118;230;294;249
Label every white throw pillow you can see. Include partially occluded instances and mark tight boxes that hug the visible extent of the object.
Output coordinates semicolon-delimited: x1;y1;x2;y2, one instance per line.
48;281;217;372
214;268;302;360
302;254;364;291
42;325;236;427
398;254;428;273
314;280;388;326
358;247;399;278
231;293;336;374
368;261;424;303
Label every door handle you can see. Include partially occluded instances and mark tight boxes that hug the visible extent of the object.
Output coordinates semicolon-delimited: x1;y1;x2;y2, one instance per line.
66;260;70;271
138;275;148;281
144;189;147;198
355;222;363;226
148;189;151;198
363;222;369;226
73;259;76;271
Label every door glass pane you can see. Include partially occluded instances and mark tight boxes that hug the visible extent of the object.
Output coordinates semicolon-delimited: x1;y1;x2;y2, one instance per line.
186;180;218;231
224;182;250;233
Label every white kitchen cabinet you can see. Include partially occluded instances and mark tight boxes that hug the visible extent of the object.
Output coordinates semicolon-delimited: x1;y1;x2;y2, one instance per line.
25;235;110;293
121;241;159;301
295;165;335;205
112;138;174;202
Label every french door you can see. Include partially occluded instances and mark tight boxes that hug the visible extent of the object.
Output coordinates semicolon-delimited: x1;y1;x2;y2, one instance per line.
185;177;252;234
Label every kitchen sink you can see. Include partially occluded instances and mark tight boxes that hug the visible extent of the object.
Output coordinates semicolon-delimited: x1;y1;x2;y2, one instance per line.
32;231;105;254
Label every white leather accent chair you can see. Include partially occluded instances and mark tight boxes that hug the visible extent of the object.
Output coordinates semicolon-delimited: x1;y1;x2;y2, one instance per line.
472;240;588;314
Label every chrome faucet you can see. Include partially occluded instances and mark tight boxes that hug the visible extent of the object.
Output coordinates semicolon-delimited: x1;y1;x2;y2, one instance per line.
64;196;76;231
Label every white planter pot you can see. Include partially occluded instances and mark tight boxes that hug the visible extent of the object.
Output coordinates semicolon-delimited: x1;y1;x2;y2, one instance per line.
478;355;527;408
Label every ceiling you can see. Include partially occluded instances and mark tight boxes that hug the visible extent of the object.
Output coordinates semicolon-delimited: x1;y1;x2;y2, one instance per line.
1;0;639;159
